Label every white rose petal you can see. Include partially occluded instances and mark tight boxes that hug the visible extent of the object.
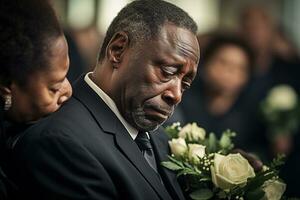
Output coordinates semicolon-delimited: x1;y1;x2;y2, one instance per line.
211;153;255;190
267;84;297;111
188;144;206;163
168;138;187;157
178;123;206;141
261;180;286;200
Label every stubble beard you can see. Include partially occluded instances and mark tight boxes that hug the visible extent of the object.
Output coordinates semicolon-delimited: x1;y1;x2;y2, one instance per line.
129;106;164;132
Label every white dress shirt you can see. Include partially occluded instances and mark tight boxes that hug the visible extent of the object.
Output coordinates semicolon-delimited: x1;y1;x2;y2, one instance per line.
84;72;138;140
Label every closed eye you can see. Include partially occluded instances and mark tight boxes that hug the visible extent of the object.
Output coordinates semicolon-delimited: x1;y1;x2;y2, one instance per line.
182;80;192;92
50;87;60;94
161;66;178;77
49;82;63;94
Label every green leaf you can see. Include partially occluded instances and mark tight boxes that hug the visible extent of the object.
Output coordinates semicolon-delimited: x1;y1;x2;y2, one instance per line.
183;161;193;169
270;154;286;169
219;130;234;149
189;189;214;200
207;133;217;153
245;171;276;191
168;156;184;167
164;124;180;138
161;161;182;171
199;177;211;182
177;168;197;177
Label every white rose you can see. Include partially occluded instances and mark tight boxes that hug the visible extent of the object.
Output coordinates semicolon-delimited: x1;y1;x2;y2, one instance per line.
188;144;206;163
178;123;206;141
168;138;187;157
211;153;255;190
267;85;297;111
261;180;286;200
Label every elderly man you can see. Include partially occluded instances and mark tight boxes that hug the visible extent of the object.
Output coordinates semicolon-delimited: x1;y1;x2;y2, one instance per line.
8;0;200;199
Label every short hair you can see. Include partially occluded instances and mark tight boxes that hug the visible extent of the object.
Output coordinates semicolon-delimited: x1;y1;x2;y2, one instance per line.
201;34;254;69
98;0;198;62
0;0;63;86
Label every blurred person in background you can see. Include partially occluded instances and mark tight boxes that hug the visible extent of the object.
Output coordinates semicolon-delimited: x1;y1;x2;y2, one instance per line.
64;31;87;83
0;0;72;198
273;28;300;63
239;5;300;156
239;6;274;76
239;5;300;100
180;34;269;160
63;26;103;83
71;25;103;72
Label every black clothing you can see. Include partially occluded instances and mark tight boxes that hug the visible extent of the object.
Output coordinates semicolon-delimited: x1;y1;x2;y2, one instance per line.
6;76;184;200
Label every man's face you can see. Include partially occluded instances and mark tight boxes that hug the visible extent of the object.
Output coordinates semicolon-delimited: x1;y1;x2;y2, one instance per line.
113;23;199;131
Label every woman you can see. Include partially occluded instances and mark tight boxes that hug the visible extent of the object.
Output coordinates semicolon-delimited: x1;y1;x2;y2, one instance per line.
180;35;269;160
0;0;72;198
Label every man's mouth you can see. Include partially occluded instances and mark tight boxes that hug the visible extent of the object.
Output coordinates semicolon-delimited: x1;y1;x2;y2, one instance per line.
143;105;173;122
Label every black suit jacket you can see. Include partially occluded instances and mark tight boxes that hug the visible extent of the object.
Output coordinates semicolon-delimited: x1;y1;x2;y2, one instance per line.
8;77;185;200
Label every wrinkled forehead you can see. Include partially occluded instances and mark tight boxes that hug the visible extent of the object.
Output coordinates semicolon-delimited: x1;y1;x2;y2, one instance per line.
156;23;200;64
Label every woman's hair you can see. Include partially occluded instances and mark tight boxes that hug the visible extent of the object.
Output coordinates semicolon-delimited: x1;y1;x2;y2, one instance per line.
201;34;255;69
0;0;63;87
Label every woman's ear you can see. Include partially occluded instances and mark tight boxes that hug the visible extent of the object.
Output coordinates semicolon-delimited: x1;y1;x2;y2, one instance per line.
0;85;11;97
0;85;12;111
106;31;129;68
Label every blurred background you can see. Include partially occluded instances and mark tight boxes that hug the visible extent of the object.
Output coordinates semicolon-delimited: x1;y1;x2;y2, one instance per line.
50;0;300;76
50;0;300;197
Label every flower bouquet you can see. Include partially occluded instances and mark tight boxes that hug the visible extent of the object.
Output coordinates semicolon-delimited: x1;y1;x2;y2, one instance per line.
162;122;286;200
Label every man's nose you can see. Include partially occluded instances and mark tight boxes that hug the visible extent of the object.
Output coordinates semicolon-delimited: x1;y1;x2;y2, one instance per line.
58;78;72;105
162;79;182;106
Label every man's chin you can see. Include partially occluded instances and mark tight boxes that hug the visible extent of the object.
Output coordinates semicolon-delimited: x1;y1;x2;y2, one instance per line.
134;118;165;132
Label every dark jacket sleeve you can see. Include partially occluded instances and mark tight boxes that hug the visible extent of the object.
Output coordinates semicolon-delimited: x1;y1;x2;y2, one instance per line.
11;130;117;200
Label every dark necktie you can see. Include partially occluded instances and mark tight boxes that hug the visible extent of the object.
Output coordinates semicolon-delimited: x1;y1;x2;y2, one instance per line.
135;132;158;173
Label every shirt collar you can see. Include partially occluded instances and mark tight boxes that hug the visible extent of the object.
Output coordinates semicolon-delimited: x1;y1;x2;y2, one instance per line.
84;72;138;140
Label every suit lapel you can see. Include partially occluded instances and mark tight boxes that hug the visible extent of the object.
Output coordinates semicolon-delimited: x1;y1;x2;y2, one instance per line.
72;76;172;200
151;128;186;200
114;123;172;200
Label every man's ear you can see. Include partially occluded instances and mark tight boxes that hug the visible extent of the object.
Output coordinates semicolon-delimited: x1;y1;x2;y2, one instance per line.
106;31;129;68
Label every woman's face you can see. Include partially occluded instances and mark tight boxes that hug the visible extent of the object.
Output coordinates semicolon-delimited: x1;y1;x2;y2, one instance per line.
203;45;250;95
7;36;72;123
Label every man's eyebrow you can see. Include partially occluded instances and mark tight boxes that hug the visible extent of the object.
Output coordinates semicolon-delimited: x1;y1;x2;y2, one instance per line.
154;58;182;67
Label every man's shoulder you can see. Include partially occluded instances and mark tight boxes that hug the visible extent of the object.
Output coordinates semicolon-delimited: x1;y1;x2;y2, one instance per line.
16;98;93;145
